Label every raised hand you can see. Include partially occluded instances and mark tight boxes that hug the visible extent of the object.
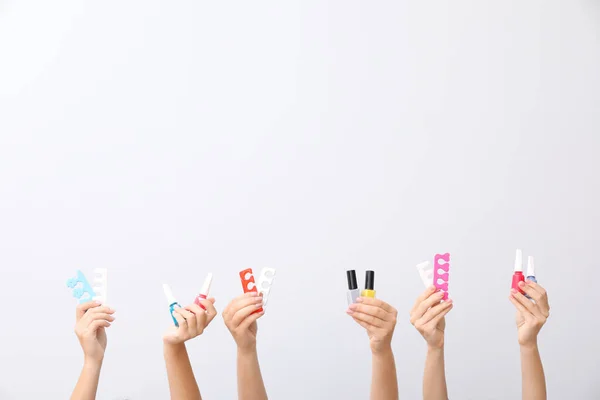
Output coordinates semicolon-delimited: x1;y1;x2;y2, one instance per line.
222;292;265;352
510;281;550;347
347;297;398;354
409;286;453;349
74;302;115;363
163;299;217;345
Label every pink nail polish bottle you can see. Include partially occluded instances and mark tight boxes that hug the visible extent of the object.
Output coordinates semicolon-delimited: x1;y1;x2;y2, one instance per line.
194;273;213;309
511;249;525;294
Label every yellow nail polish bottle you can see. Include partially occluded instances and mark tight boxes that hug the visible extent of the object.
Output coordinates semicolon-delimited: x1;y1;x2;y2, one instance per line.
361;270;376;298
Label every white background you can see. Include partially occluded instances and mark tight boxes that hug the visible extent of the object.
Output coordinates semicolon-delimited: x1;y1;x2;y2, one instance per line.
1;1;599;399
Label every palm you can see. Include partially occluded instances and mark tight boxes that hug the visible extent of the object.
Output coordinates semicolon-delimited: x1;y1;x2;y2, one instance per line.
515;310;536;345
82;327;107;359
425;317;446;348
248;321;258;340
97;327;107;350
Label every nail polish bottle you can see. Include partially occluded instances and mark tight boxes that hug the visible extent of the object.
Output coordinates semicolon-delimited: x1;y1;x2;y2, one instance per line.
524;256;537;299
346;270;360;306
361;270;376;298
194;273;213;308
526;256;536;283
511;249;525;294
163;284;182;326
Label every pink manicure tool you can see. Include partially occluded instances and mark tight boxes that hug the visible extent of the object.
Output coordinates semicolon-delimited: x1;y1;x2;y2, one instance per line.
434;253;450;300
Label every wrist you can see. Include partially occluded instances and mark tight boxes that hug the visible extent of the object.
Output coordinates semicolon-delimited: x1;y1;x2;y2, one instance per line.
237;345;258;357
519;341;539;352
164;342;186;355
371;346;394;359
371;343;393;356
83;357;103;369
427;344;445;353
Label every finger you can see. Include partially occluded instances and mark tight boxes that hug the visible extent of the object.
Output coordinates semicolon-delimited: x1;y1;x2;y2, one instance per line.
185;303;205;317
86;306;115;316
525;281;550;314
509;293;535;318
412;286;437;310
518;282;544;303
352;316;376;332
238;310;264;331
346;310;385;328
526;280;546;297
356;297;396;314
85;313;115;325
509;294;530;313
418;300;453;325
511;290;545;319
185;304;207;332
88;319;111;333
198;299;218;325
223;292;260;317
348;303;389;323
177;308;197;335
172;310;187;327
230;296;263;316
413;291;445;319
426;303;453;327
76;301;101;320
231;303;264;328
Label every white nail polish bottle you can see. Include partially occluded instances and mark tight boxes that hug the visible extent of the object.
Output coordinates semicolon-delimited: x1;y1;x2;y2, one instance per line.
346;270;360;306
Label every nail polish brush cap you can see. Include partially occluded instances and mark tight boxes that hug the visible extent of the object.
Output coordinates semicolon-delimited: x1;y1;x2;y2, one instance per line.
346;270;358;290
514;249;523;272
527;256;535;277
199;273;213;296
365;270;375;290
163;284;178;306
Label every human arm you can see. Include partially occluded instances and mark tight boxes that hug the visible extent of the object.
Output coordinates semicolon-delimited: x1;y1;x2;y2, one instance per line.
222;292;268;400
510;281;550;400
163;299;217;400
347;297;399;400
70;302;115;400
409;286;453;400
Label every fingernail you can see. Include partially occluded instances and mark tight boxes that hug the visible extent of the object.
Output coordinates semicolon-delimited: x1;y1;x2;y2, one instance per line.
346;309;354;315
446;299;453;304
429;286;436;290
255;303;263;308
438;291;445;296
518;281;525;287
356;297;363;303
348;303;357;310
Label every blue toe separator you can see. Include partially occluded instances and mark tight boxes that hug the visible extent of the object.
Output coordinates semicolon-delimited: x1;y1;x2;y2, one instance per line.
66;270;95;304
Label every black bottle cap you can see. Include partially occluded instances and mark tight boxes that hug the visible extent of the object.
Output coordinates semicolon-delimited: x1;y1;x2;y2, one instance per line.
365;270;375;290
346;270;358;290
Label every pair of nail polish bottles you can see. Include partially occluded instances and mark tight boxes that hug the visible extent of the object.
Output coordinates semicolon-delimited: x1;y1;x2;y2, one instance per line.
346;270;375;305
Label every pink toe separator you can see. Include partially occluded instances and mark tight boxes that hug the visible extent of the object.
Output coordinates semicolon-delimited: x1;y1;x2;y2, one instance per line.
434;253;450;300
